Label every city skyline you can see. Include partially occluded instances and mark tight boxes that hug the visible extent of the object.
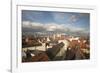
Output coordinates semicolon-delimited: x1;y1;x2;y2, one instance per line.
22;10;90;62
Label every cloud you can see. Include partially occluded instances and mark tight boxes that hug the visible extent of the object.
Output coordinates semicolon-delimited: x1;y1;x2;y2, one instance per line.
52;12;66;20
67;14;79;23
69;15;78;22
22;21;89;35
22;21;65;32
45;23;64;31
51;12;80;24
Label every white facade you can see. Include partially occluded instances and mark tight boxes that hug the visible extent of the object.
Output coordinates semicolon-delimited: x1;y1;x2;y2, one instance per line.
58;40;69;51
54;46;66;60
22;43;46;52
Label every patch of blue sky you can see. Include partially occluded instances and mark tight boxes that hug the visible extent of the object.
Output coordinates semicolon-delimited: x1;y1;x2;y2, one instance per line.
22;10;90;30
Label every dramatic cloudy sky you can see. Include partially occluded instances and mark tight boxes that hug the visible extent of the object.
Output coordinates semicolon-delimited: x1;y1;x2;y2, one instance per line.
22;10;90;36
